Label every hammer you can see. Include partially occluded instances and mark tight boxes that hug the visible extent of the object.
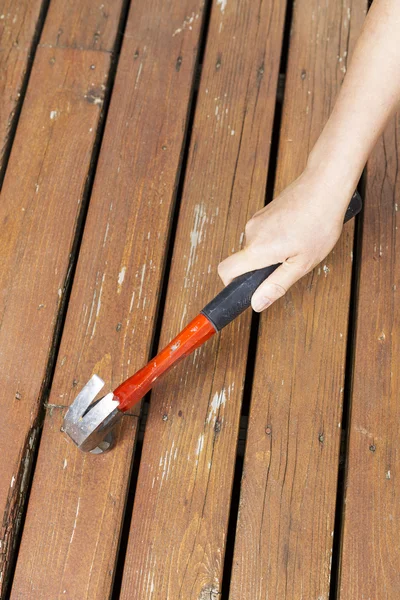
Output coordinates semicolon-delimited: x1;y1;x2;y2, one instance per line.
62;191;362;453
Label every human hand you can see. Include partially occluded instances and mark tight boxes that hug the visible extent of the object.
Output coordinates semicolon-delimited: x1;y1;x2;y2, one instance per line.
218;171;352;312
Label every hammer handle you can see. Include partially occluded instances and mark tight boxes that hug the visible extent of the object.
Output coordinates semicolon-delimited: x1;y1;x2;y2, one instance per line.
201;190;362;332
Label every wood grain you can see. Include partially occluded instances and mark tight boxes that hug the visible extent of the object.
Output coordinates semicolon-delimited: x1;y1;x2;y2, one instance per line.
339;116;400;598
0;46;112;598
0;0;127;595
11;0;207;598
40;0;125;51
119;1;287;598
229;1;367;599
0;0;44;177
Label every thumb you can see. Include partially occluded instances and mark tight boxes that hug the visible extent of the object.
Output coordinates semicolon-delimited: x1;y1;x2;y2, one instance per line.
251;259;305;312
218;248;275;285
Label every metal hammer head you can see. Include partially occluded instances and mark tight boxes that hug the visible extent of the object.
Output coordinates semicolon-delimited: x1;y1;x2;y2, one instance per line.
61;375;122;454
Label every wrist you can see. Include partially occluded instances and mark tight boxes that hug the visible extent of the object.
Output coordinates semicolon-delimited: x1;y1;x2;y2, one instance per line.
305;140;363;204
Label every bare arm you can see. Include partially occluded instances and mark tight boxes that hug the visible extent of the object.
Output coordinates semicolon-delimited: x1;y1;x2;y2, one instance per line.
218;0;400;312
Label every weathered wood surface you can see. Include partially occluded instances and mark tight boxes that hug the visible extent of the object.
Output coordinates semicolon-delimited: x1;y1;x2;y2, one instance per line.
339;116;400;598
229;1;367;599
40;0;125;51
5;0;398;596
0;0;127;594
11;0;207;598
119;0;287;598
0;0;44;178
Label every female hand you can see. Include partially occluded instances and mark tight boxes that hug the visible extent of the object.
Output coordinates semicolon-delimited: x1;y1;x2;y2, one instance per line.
218;170;352;312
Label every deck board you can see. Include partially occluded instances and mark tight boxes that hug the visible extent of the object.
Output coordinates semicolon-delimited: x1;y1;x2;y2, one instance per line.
2;0;398;597
40;0;125;50
0;0;127;594
339;115;400;598
229;1;367;598
10;0;207;598
0;0;44;178
0;46;114;597
119;0;287;597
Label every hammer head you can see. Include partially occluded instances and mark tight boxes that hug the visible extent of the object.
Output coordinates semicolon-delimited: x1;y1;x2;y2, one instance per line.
61;375;122;453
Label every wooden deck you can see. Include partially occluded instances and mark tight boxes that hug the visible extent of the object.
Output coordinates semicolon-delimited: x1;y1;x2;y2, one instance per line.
0;0;399;598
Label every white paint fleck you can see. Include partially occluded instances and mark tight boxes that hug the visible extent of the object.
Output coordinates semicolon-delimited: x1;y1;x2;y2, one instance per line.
91;273;105;338
180;304;187;329
117;266;126;292
231;129;235;135
58;288;62;298
135;62;143;88
138;264;146;303
185;204;207;287
87;290;97;329
160;441;176;486
217;0;227;13
10;475;15;489
171;341;181;352
172;12;196;37
103;221;110;246
386;470;391;480
96;274;105;318
50;110;59;120
207;389;227;424
355;425;370;436
239;232;244;247
129;290;136;313
195;433;205;456
35;183;39;193
323;264;330;276
69;497;81;545
63;459;67;469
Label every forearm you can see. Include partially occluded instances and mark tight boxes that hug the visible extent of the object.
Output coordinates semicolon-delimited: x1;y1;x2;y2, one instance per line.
219;0;400;309
306;0;400;202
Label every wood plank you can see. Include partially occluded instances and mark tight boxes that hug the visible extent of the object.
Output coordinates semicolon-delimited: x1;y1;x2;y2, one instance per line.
0;0;127;594
0;0;44;177
339;116;400;598
0;46;112;597
10;1;207;598
40;0;124;51
119;1;287;598
229;1;367;599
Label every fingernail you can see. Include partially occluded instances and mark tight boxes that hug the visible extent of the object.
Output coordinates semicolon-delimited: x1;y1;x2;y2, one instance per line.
252;297;272;312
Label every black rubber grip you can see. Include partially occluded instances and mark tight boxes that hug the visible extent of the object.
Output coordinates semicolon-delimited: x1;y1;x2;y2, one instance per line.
201;190;362;331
